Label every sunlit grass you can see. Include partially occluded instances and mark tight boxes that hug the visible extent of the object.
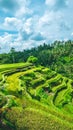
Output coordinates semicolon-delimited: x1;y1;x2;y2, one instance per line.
0;62;73;130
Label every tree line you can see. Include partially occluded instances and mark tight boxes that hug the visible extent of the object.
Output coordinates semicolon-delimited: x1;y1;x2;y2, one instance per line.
0;40;73;79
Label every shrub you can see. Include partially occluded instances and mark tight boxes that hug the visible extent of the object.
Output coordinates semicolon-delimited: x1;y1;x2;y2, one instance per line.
27;56;38;65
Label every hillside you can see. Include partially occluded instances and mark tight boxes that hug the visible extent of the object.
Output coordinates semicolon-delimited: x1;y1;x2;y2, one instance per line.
0;62;73;130
0;40;73;79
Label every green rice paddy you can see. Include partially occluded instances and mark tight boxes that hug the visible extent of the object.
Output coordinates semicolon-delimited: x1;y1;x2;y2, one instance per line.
0;62;73;130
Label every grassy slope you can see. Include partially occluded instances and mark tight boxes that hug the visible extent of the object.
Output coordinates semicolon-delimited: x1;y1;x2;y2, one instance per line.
0;62;73;130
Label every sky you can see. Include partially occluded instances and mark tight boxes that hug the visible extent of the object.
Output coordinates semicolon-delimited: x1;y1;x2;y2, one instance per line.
0;0;73;53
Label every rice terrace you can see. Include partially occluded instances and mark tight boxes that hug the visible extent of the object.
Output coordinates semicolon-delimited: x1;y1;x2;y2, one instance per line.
0;55;73;130
0;0;73;129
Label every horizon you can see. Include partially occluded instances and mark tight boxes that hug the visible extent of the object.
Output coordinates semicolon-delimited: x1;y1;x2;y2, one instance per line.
0;39;72;54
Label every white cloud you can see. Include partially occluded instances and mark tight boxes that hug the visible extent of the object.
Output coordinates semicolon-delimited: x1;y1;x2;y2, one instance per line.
37;11;62;38
0;33;15;52
0;33;12;44
38;11;54;26
0;0;32;18
23;18;33;34
71;32;73;36
45;0;56;6
45;0;69;10
0;0;73;53
64;38;68;41
4;17;22;30
15;5;32;18
15;0;32;18
0;17;22;32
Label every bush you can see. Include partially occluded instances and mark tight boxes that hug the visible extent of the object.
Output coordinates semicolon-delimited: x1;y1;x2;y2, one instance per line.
27;56;38;65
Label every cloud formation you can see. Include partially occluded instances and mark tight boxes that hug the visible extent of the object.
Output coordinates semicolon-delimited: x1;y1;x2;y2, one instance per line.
0;0;73;53
45;0;68;10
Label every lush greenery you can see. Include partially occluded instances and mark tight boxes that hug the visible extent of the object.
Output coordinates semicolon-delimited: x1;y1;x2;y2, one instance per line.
0;40;73;130
0;40;73;79
0;61;73;130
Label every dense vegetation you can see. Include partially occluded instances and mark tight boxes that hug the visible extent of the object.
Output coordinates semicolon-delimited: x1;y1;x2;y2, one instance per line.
0;62;73;129
0;40;73;79
0;40;73;130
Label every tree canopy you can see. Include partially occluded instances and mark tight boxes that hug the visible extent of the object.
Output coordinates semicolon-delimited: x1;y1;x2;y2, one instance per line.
0;40;73;79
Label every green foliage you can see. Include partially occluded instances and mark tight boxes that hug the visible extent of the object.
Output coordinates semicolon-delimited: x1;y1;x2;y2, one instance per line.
0;93;7;107
0;62;73;130
5;106;73;130
27;56;38;65
0;40;73;79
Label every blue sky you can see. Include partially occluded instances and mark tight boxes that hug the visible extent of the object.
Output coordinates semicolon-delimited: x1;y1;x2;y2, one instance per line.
0;0;73;52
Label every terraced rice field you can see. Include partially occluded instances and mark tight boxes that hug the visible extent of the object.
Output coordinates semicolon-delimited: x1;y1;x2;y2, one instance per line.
0;62;73;130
